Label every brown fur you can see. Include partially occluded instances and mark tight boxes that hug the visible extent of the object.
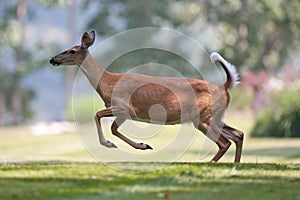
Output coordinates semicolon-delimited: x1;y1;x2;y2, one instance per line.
50;31;244;162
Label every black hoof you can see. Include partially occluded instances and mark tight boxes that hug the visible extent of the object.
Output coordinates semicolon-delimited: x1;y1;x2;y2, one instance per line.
146;144;153;150
105;140;117;148
139;143;153;150
110;143;117;148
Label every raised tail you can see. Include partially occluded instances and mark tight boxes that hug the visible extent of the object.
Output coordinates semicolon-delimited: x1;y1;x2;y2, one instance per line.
210;52;240;89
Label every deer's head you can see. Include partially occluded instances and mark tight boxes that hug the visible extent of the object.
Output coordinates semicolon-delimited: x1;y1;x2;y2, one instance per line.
50;31;95;66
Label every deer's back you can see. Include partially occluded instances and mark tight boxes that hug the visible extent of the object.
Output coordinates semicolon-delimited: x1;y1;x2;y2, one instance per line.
109;73;227;123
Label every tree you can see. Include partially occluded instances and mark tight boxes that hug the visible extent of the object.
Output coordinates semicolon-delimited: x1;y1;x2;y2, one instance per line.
0;0;46;125
85;0;300;72
202;0;300;71
85;0;204;77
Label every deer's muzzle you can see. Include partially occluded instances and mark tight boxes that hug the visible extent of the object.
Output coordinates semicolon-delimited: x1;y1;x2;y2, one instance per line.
49;58;61;66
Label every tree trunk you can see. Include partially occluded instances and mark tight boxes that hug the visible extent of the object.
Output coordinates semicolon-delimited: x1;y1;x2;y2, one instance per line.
0;88;5;126
11;0;27;125
64;0;77;120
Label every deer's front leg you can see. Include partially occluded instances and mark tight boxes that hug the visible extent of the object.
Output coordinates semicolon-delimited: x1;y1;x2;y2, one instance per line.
94;107;117;148
111;118;153;150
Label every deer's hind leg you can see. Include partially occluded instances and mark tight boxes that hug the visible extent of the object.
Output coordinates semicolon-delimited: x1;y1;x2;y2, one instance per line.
193;121;231;162
222;123;244;163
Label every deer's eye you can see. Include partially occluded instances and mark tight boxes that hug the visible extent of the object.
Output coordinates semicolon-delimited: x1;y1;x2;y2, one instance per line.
70;50;76;54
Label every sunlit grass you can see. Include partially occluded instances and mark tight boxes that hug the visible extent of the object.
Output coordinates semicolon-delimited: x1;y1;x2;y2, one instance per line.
0;162;299;200
0;111;300;164
0;126;91;163
1;113;300;200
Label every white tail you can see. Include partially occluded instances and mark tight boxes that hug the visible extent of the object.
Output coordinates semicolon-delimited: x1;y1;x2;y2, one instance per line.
210;52;240;89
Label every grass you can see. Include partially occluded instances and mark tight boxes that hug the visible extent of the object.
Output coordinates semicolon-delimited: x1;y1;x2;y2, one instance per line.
1;119;300;163
0;162;299;200
1;111;300;199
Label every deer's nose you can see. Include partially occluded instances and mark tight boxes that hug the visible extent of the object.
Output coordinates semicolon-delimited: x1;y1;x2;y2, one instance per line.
49;58;60;66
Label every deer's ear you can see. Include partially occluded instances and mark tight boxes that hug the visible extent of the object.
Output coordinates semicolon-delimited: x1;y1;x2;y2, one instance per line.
89;31;95;44
81;31;95;49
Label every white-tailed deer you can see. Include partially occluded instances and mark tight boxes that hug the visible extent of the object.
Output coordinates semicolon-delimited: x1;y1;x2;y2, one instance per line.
50;31;244;162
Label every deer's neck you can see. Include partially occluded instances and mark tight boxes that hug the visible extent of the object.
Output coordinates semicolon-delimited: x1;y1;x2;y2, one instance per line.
80;52;106;89
80;52;121;107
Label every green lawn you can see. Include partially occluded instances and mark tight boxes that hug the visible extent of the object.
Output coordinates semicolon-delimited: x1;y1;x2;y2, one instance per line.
1;120;300;164
0;162;299;200
1;114;300;199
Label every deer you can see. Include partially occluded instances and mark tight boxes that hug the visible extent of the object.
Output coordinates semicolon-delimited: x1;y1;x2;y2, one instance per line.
50;31;244;163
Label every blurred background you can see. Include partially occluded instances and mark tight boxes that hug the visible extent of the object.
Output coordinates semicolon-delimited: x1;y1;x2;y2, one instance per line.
0;0;300;163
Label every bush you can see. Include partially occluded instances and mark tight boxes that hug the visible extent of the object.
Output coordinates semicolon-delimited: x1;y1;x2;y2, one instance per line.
250;89;300;137
67;94;104;123
230;87;254;110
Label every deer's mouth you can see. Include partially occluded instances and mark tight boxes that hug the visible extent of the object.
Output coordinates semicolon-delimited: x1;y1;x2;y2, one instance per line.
49;58;61;66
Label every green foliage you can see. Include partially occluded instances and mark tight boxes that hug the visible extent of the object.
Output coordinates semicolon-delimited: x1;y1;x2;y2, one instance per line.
66;94;104;122
87;0;175;35
0;1;53;125
36;0;71;6
203;0;300;71
251;89;300;137
229;87;254;110
87;0;300;72
106;49;202;78
0;163;299;200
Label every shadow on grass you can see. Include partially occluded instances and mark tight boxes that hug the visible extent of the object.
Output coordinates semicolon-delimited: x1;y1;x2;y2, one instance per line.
192;146;300;161
0;174;299;200
0;163;300;200
241;147;300;158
